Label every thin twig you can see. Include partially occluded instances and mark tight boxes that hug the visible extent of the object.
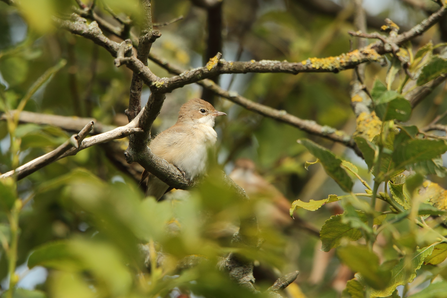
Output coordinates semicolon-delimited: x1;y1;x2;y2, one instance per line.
268;270;300;293
1;121;93;180
0;118;143;180
153;16;184;28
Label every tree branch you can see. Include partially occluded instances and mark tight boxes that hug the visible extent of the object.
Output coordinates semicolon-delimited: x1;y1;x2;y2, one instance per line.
61;5;447;96
0;112;144;180
0;110;144;182
408;74;447;107
148;53;358;151
350;0;372;118
0;110;113;133
1;120;93;180
127;0;161;121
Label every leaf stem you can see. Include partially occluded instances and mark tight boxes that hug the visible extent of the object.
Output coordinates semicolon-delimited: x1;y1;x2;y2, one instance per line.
7;200;21;298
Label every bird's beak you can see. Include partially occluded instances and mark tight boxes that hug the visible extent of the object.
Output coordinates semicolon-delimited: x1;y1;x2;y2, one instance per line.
214;111;226;116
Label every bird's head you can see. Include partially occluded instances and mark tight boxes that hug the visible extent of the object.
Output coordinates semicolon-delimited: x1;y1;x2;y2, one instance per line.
177;98;226;127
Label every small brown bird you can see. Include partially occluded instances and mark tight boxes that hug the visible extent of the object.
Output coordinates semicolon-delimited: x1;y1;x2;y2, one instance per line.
230;158;319;236
230;159;293;228
141;98;226;200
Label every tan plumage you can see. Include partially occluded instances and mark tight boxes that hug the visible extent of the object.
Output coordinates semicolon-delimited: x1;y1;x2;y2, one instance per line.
230;158;319;236
141;98;226;200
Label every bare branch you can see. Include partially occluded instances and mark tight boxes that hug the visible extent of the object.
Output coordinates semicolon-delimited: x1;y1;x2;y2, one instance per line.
0;110;114;133
350;0;371;118
114;39;133;67
422;124;447;133
1;121;93;180
126;0;161;121
148;53;357;151
61;5;447;96
153;16;184;28
268;270;300;293
0;115;143;180
408;75;447;107
0;110;144;182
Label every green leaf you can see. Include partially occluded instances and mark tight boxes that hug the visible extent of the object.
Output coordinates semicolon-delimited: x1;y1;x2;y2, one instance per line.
0;177;16;211
15;124;42;138
389;181;411;210
17;0;56;34
371;79;387;101
48;271;94;298
28;241;80;270
0;121;8;140
413;42;433;64
407;281;447;298
290;194;339;214
374;90;412;122
0;288;48;298
36;168;102;194
29;239;132;296
342;203;373;234
320;214;363;252
342;279;364;298
418;203;447;216
298;139;353;192
354;136;376;170
417;56;447;85
21;131;65;148
371;246;434;297
392;139;447;173
386;57;401;90
425;243;447;265
338;245;390;289
0;57;29;87
0;224;11;249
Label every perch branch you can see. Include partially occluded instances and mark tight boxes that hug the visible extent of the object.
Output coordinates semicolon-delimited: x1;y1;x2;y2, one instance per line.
0;113;143;180
1;121;93;180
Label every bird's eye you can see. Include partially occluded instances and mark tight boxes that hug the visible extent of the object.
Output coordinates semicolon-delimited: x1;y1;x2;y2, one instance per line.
199;108;206;114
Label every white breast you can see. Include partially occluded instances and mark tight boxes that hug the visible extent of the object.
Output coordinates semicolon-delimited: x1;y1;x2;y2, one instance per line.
174;124;217;179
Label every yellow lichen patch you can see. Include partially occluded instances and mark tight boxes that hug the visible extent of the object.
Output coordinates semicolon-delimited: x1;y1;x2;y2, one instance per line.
351;94;363;103
206;55;219;71
152;80;165;88
362;47;381;60
354;111;382;141
388;20;400;30
416;181;447;210
308;56;341;70
251;59;255;63
381;20;400;32
305;47;382;71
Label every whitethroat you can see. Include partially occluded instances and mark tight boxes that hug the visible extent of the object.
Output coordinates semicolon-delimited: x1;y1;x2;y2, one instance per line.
140;98;226;200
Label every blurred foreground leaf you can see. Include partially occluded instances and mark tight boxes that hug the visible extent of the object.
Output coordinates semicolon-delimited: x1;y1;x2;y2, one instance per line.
371;246;434;297
29;238;132;297
338;245;390;290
